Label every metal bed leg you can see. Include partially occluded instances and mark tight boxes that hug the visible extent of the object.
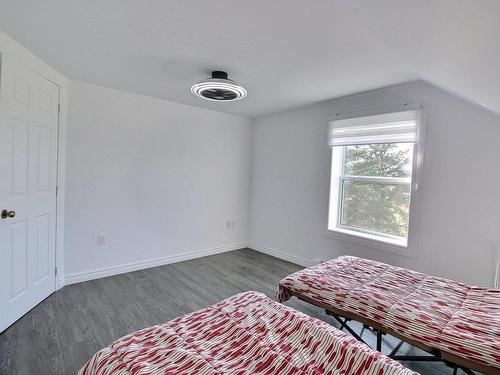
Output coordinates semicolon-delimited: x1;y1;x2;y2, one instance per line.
325;310;369;346
459;367;476;375
322;309;478;375
338;317;349;330
451;365;476;375
392;349;443;363
375;330;383;352
388;340;404;358
360;324;369;336
444;360;477;375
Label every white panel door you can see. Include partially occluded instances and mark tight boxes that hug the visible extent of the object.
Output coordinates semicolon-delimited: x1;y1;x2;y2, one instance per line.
0;52;59;332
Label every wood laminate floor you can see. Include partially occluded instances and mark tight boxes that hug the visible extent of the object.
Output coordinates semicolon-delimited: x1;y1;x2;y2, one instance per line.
0;248;477;375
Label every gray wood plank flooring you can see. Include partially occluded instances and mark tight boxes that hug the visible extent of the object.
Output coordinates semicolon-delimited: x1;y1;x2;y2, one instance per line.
0;248;474;374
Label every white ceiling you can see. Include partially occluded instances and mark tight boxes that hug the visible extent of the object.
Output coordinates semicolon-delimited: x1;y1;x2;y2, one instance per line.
0;0;498;118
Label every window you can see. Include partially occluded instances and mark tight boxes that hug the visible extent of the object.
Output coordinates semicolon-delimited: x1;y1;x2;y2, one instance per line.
327;109;421;247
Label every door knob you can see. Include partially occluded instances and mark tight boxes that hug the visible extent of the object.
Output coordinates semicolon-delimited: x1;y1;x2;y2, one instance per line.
1;209;16;219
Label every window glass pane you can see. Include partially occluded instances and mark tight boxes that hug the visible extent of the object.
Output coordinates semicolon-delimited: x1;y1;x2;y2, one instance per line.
340;180;410;237
344;143;413;178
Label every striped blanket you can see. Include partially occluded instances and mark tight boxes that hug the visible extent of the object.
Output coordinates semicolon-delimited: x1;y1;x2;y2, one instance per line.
278;256;500;371
79;291;416;374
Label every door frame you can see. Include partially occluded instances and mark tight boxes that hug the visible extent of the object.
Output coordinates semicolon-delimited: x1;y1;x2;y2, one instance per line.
0;29;68;291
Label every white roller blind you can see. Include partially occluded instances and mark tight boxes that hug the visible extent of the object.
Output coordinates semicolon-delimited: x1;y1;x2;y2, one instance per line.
328;109;420;147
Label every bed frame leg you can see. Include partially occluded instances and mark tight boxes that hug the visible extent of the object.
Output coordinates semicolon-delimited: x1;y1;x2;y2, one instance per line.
375;330;383;352
325;310;369;347
388;340;404;358
443;359;477;375
322;308;478;375
457;367;476;375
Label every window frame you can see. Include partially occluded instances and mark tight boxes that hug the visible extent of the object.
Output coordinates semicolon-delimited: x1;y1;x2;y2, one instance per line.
325;104;425;257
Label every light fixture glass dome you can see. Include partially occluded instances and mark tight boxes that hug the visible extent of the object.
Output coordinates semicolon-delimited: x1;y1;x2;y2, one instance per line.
191;71;247;102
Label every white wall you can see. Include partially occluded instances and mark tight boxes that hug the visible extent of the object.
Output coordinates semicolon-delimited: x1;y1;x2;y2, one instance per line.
249;81;500;286
64;79;500;287
65;81;252;282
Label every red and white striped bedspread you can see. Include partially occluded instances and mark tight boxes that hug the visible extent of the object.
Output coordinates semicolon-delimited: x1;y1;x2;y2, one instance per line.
277;256;500;370
79;291;416;375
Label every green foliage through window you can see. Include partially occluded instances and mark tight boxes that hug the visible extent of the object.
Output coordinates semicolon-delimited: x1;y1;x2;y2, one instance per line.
344;143;412;178
339;143;413;238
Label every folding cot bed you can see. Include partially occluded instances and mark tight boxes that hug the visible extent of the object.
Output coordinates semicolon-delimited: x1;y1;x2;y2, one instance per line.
79;291;416;374
278;256;500;375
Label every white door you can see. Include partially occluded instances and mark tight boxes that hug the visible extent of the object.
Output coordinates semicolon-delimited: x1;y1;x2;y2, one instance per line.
0;52;59;332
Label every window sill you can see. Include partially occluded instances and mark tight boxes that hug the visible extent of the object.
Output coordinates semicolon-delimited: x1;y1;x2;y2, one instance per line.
324;227;415;258
331;227;407;247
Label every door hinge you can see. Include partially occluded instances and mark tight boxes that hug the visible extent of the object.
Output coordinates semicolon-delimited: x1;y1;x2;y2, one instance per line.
58;104;61;114
56;186;58;195
55;267;58;276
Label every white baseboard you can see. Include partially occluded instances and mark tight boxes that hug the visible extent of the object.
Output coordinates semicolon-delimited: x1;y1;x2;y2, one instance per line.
63;242;247;286
247;242;315;267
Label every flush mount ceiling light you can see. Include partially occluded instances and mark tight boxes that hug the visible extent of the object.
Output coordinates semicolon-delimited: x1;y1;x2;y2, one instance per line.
191;71;247;102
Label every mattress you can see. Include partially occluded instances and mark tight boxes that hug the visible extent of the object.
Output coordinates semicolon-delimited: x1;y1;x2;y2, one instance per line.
278;256;500;372
79;291;416;375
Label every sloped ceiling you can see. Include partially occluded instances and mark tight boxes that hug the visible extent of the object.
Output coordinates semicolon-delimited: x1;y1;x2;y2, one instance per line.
0;0;498;117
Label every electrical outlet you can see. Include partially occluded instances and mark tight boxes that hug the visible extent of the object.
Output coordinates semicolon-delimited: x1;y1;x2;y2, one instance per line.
97;234;106;247
226;221;231;230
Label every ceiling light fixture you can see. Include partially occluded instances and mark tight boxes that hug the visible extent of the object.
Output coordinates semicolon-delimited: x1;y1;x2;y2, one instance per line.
191;71;247;102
